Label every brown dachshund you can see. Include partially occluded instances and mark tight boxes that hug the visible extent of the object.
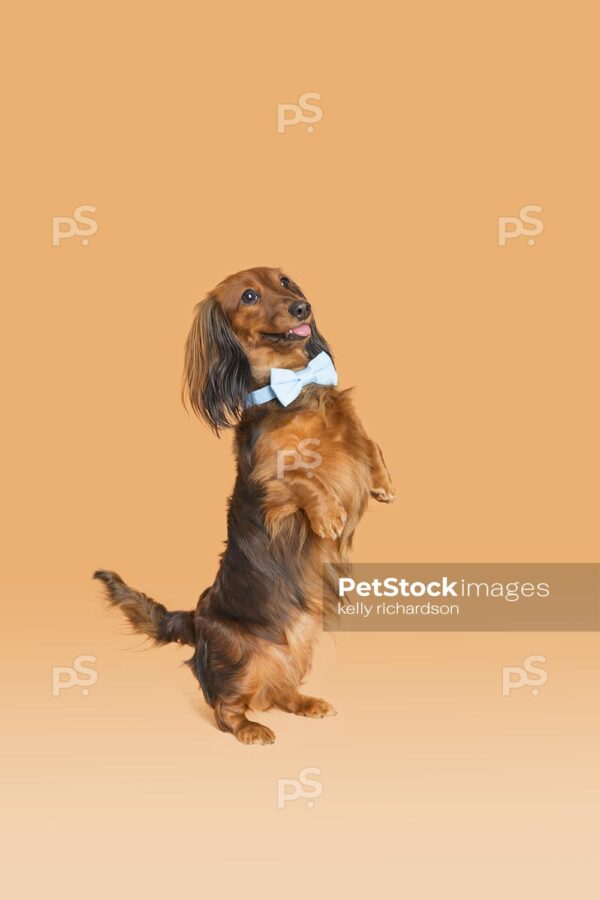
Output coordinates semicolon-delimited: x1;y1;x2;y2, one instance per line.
95;267;394;744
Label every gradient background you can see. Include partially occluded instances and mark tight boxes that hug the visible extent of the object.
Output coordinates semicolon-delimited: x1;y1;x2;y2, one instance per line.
1;2;599;897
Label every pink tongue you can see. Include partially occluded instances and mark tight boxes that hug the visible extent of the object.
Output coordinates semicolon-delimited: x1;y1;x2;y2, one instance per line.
290;324;311;337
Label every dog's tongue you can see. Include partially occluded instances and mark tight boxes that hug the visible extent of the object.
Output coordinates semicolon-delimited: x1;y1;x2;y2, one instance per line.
290;324;311;337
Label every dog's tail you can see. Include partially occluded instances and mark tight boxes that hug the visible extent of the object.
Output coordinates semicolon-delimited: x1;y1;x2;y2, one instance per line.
93;570;196;646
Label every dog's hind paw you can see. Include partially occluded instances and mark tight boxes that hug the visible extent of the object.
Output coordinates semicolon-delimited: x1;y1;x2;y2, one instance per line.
297;696;337;718
235;722;276;746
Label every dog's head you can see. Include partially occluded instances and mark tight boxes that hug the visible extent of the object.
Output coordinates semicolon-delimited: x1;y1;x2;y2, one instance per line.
183;267;332;432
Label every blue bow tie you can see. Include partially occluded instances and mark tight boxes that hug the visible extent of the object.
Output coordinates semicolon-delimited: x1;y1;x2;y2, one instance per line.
245;351;338;408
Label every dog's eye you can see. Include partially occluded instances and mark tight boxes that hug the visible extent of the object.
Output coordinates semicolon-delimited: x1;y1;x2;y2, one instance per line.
280;276;291;289
241;289;260;305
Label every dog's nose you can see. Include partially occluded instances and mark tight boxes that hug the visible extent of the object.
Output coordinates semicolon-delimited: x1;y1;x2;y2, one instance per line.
288;300;311;320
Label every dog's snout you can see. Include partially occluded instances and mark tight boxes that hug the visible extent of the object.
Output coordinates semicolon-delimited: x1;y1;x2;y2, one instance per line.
288;300;311;320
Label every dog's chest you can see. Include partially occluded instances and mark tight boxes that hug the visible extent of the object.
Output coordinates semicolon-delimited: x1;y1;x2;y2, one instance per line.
245;387;372;516
297;392;372;510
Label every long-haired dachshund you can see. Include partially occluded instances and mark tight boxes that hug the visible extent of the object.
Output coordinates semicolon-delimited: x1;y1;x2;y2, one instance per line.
95;267;394;744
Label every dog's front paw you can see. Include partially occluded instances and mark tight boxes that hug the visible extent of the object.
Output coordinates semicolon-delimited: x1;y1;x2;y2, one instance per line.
308;498;347;540
371;486;395;503
371;475;395;503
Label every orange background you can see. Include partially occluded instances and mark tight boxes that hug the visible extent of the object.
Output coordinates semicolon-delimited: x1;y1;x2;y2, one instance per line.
1;2;598;898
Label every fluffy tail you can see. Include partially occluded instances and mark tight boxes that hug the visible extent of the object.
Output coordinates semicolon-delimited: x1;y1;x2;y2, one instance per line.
93;570;196;646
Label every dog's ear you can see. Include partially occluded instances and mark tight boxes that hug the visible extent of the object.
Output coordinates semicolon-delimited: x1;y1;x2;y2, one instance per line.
183;297;252;434
306;321;334;364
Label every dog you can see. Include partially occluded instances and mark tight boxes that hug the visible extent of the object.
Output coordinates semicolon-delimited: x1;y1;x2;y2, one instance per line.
95;267;394;744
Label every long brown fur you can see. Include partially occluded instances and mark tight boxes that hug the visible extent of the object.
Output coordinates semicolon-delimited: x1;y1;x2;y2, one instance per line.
95;267;394;745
